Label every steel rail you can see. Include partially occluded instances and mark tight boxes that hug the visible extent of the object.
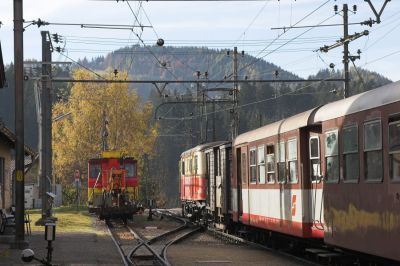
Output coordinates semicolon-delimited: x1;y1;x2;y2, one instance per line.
161;227;202;266
126;225;167;266
207;227;322;266
107;225;131;266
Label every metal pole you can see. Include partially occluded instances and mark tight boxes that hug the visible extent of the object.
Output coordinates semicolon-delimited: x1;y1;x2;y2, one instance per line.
232;47;239;139
196;72;203;143
14;0;26;246
212;101;216;142
343;4;349;98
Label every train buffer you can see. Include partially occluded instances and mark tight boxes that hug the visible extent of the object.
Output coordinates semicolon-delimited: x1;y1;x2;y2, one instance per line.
306;248;345;263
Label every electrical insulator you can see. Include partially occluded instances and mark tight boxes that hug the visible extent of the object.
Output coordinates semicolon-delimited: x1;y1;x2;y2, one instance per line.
52;33;59;43
334;5;338;13
241;51;245;57
205;71;208;78
274;70;279;77
227;51;230;56
353;5;357;12
156;38;164;47
113;69;118;77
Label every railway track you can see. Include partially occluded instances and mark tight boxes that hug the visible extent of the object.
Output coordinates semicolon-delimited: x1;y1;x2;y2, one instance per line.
206;227;322;266
107;213;201;266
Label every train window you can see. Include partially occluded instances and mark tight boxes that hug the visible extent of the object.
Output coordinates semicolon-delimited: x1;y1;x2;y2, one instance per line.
288;139;298;183
277;142;286;183
309;136;321;182
194;155;198;174
241;153;247;184
249;148;257;184
217;149;221;176
389;120;400;181
90;164;101;179
257;146;266;184
266;145;275;183
189;158;193;174
124;163;136;178
343;125;359;181
325;130;339;182
181;161;185;175
364;120;382;181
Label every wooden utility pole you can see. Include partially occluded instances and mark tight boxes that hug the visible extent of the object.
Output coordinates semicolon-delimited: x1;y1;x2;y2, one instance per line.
343;4;350;98
13;0;26;247
39;31;52;221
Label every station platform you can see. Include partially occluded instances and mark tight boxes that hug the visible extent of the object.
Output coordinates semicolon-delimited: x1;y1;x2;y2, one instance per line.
0;221;123;265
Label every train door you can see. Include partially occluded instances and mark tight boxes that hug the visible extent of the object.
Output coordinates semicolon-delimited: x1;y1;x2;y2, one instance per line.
236;148;243;217
241;146;250;223
308;134;324;231
205;152;211;206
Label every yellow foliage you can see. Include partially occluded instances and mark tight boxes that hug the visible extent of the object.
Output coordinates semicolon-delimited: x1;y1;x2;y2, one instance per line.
52;69;158;184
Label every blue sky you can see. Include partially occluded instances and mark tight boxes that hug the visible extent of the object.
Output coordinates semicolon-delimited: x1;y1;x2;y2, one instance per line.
0;0;399;81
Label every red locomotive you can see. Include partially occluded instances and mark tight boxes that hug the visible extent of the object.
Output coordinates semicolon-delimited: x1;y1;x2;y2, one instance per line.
180;81;400;263
88;151;140;223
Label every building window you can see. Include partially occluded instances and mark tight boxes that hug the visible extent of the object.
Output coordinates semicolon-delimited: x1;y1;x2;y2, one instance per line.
287;139;298;183
364;120;382;181
325;130;339;182
343;125;359;181
266;145;275;183
310;136;321;182
249;148;257;183
389;119;400;181
277;141;286;183
257;146;266;184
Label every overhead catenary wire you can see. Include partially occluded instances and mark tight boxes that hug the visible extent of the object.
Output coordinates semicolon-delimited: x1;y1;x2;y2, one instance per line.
210;0;332;81
233;0;271;47
159;72;338;120
57;51;107;80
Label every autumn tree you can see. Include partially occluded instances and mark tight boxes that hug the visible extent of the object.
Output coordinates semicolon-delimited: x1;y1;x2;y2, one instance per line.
52;69;158;188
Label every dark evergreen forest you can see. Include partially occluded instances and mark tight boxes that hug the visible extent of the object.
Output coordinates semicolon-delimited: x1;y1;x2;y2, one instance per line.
0;46;392;206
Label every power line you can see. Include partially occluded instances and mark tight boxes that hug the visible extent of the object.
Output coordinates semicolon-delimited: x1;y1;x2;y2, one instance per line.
57;51;106;80
233;0;270;46
26;19;152;30
162;73;338;120
210;0;332;81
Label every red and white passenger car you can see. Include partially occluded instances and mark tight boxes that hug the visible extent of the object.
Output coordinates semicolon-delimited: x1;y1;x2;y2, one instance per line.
180;81;400;263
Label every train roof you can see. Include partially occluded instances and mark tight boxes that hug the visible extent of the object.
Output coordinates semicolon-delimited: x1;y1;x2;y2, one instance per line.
234;81;400;146
312;80;400;123
180;141;229;158
234;108;318;146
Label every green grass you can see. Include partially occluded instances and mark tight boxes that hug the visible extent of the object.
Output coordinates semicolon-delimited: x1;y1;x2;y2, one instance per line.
27;206;104;234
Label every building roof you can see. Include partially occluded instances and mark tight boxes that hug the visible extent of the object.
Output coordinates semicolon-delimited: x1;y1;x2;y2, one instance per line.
0;124;36;156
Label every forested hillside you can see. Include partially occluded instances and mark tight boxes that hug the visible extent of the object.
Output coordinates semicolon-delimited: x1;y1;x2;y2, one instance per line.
0;46;392;206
